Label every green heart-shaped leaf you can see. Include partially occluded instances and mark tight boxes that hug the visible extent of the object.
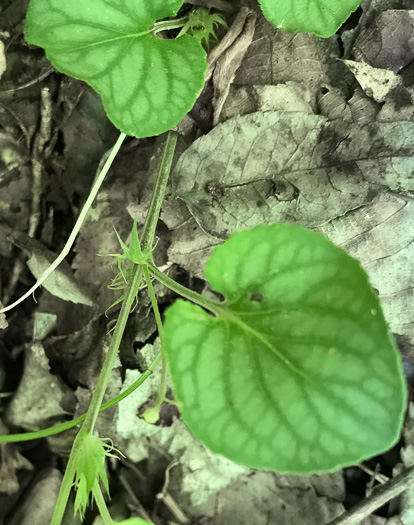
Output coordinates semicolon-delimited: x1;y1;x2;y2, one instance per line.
258;0;361;38
25;0;207;137
164;224;406;473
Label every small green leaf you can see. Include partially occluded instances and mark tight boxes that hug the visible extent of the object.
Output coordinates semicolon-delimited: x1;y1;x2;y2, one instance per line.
24;0;207;137
258;0;361;38
164;224;406;473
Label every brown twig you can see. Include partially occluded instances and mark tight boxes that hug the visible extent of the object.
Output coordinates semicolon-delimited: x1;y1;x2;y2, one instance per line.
29;86;52;237
2;87;52;306
327;465;414;525
0;67;53;94
358;463;389;485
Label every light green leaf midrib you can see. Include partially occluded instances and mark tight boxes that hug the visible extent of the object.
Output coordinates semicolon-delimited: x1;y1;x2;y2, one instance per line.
222;313;312;382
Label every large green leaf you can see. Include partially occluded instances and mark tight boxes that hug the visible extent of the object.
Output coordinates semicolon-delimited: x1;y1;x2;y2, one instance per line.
24;0;207;137
258;0;361;38
164;224;406;473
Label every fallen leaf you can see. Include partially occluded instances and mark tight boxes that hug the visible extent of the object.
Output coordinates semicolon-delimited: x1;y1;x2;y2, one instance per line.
10;231;96;308
215;471;343;524
319;192;414;346
33;311;56;341
343;60;402;102
318;86;379;126
6;468;63;525
61;84;118;198
171;111;414;347
171;111;414;238
6;342;77;431
378;86;414;123
0;41;6;80
0;301;8;329
72;139;155;312
207;7;256;125
233;0;351;102
0;421;33;496
222;82;315;123
354;9;414;73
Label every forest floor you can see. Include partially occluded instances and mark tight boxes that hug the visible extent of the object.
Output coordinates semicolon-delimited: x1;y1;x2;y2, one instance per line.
0;0;414;524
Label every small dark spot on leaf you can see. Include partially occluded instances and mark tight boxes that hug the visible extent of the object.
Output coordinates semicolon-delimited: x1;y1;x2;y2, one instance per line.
250;293;264;302
206;181;228;199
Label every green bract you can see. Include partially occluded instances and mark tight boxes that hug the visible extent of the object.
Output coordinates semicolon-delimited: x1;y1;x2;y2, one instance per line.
258;0;361;38
164;224;406;473
24;0;207;137
73;434;111;517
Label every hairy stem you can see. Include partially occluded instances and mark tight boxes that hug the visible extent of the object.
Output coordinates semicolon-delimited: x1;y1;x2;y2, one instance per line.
327;465;414;525
0;133;127;314
50;130;178;525
82;267;144;434
141;131;178;253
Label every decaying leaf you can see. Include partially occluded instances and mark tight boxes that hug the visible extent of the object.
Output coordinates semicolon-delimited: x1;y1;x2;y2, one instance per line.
343;60;402;102
233;0;351;101
318;87;380;126
72;139;156;312
0;420;33;495
6;343;77;431
10;231;96;308
172;111;414;238
221;82;315;122
354;9;414;73
0;301;7;329
5;469;63;525
319;192;414;346
171;110;414;349
215;471;343;524
206;7;256;125
61;83;118;198
161;199;220;278
0;41;6;80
